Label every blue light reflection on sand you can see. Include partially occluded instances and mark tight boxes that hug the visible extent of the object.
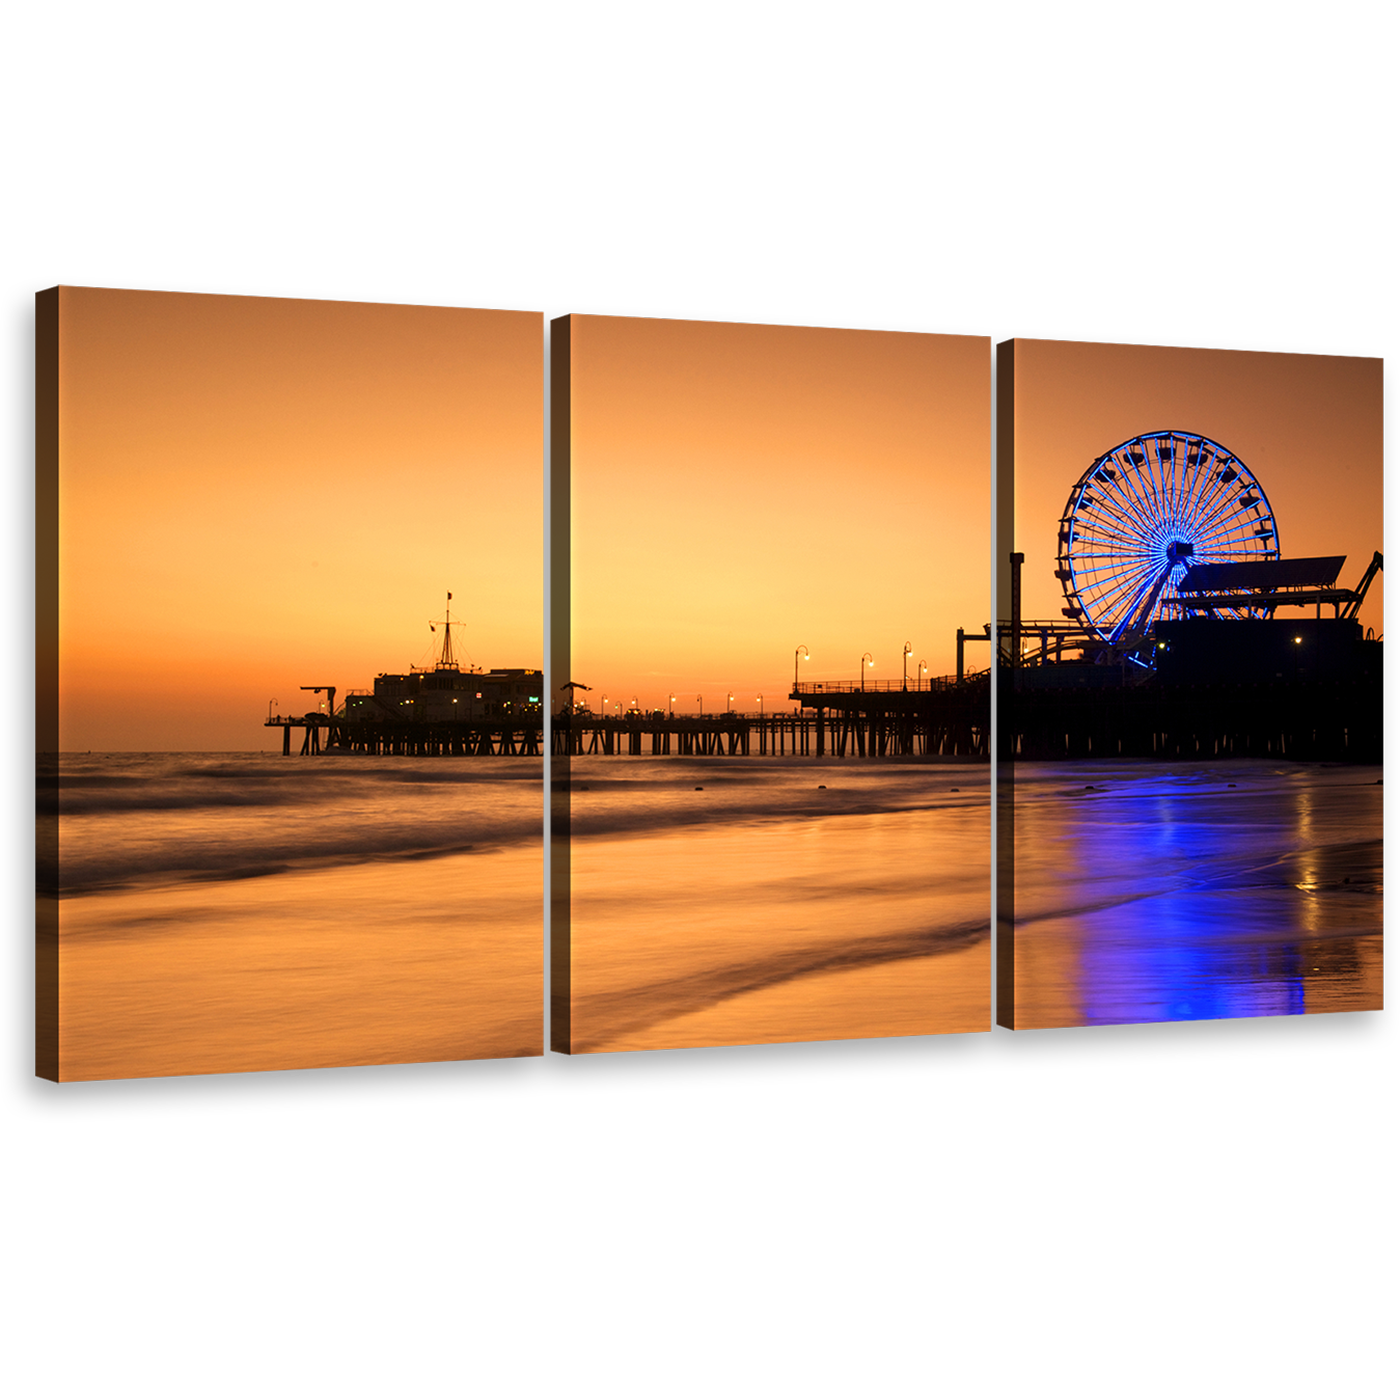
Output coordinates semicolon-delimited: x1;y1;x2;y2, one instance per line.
1077;890;1306;1025
1013;761;1381;1028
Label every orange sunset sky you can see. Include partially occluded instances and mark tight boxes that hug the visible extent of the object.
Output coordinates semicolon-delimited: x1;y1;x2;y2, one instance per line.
55;288;543;751
568;316;991;713
66;308;1368;748
1012;339;1384;634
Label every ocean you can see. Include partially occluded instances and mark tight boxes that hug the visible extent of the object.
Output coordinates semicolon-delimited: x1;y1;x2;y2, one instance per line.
562;756;993;1052
42;752;1353;1075
40;753;544;1080
558;755;1384;1049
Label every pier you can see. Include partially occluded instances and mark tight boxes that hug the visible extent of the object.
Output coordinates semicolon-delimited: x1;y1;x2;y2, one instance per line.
1002;672;1381;762
265;713;332;756
554;675;989;759
265;712;543;757
271;664;1375;761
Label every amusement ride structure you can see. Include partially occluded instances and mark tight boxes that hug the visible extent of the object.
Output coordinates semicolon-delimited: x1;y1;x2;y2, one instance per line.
1060;431;1278;642
1006;430;1380;672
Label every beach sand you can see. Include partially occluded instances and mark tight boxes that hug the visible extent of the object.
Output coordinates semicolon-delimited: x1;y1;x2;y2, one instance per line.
54;845;542;1081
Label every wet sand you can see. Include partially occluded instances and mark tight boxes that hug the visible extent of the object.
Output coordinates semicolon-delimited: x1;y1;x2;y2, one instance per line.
54;846;542;1081
566;763;992;1052
1010;761;1383;1028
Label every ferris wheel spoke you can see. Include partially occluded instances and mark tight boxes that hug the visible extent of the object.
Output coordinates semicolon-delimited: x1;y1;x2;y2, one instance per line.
1188;456;1277;550
1075;498;1156;541
1086;558;1161;623
1142;438;1174;515
1094;561;1159;614
1199;509;1274;554
1090;455;1154;519
1078;463;1158;526
1188;465;1273;547
1119;462;1167;522
1190;482;1265;540
1155;438;1180;521
1185;490;1245;541
1111;567;1169;638
1177;445;1232;528
1098;478;1162;538
1086;481;1154;526
1079;550;1157;587
1136;484;1176;536
1073;547;1155;584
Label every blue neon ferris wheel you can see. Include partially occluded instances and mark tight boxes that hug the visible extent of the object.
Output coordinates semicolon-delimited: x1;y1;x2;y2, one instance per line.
1057;431;1280;644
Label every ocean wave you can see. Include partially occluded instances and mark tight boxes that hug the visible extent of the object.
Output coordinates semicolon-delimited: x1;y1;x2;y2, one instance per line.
42;753;542;816
1014;838;1383;934
41;784;289;816
555;758;987;839
43;754;545;895
45;835;533;898
569;917;989;1052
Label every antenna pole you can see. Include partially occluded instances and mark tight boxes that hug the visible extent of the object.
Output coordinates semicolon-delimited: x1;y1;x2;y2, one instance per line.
434;590;457;668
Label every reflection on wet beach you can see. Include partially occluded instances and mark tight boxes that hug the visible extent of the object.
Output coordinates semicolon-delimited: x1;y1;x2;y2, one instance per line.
1011;761;1382;1028
56;849;543;1080
50;754;543;1079
566;757;992;1052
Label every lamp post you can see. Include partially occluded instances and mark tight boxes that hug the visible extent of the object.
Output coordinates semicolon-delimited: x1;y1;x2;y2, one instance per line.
268;698;279;722
903;642;912;689
918;660;928;689
697;694;704;717
757;693;764;717
669;693;676;718
794;644;809;690
727;692;734;714
860;652;873;690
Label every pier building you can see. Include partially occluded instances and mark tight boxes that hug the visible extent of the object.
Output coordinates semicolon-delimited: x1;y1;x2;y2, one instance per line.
999;550;1383;761
266;597;542;755
345;666;542;725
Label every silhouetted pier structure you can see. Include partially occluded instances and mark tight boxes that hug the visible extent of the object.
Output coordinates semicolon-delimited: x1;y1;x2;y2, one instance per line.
555;675;989;759
793;677;988;757
999;550;1383;762
266;713;332;755
266;712;543;757
1003;672;1381;762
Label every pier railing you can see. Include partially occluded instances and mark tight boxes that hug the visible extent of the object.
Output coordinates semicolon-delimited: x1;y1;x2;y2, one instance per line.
553;689;988;759
792;672;985;695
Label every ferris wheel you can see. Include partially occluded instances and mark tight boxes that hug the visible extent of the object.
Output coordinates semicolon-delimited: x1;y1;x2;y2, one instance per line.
1057;430;1280;645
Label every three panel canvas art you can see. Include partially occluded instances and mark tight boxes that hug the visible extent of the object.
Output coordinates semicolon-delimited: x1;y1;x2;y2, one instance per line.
36;288;1384;1081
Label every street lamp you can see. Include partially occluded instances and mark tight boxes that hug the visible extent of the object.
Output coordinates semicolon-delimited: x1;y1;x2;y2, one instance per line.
697;694;704;716
268;698;279;722
918;660;928;689
860;652;873;690
794;644;809;689
757;693;764;717
727;691;734;713
903;642;913;689
669;693;676;717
